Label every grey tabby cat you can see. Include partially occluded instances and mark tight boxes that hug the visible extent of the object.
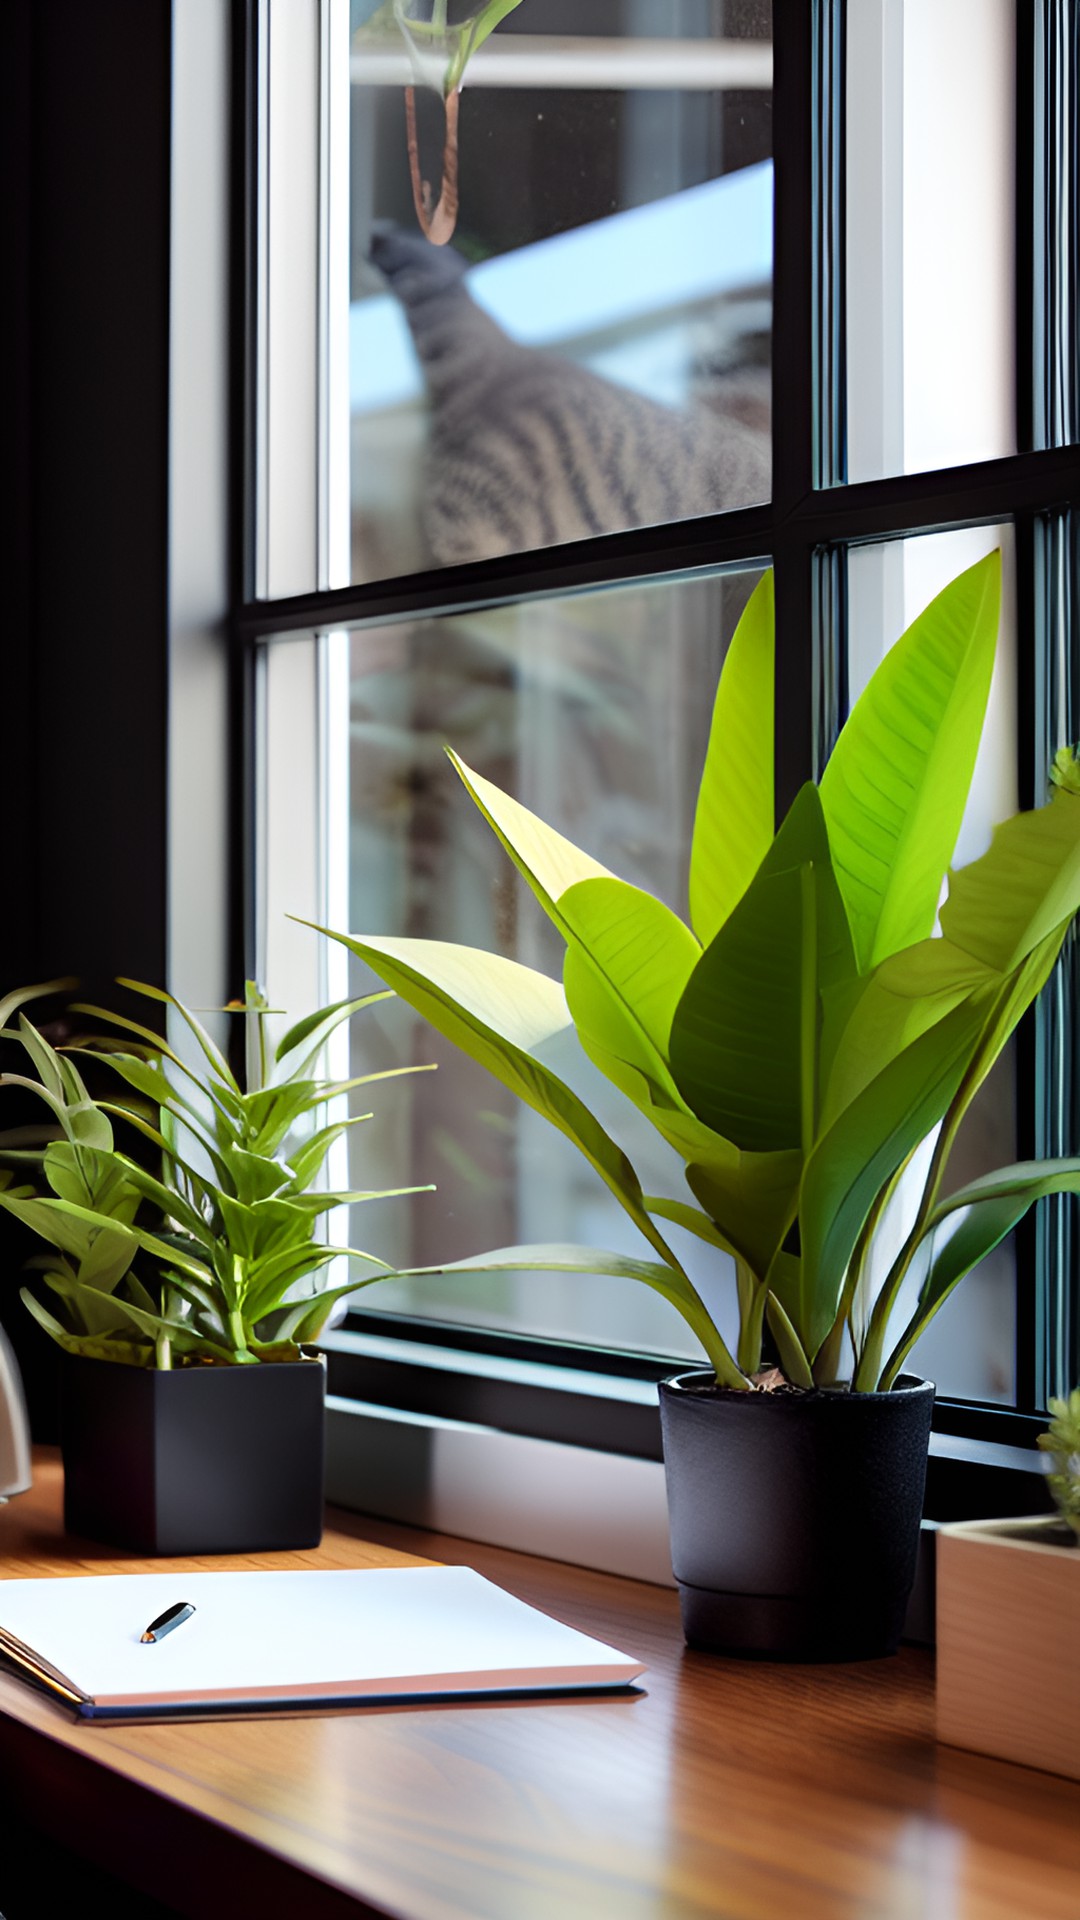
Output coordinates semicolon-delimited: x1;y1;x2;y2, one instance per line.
370;224;769;568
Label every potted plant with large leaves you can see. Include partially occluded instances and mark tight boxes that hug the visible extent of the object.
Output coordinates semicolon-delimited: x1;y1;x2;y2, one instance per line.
316;552;1080;1658
0;979;430;1553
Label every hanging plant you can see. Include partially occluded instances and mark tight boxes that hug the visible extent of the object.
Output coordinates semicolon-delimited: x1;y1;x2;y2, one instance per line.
359;1;528;244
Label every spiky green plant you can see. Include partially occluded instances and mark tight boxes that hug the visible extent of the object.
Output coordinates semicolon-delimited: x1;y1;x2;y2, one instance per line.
1037;1390;1080;1539
0;980;432;1368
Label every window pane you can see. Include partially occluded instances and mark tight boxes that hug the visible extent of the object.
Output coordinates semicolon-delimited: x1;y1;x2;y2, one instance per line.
340;570;765;1356
846;526;1019;1402
348;3;772;583
845;0;1016;483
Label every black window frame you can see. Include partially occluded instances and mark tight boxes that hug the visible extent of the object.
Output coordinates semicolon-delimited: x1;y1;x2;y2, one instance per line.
8;1;1072;1485
238;0;1078;1478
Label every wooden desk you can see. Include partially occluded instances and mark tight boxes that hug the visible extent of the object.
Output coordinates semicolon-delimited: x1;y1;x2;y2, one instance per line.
1;1451;1078;1919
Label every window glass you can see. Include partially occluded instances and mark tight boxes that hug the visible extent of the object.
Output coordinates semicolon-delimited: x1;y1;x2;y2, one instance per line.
845;0;1016;483
337;569;765;1356
348;1;772;582
846;525;1019;1402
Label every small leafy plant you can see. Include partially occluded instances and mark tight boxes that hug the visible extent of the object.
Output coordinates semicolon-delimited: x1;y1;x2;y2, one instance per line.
357;1;529;244
0;980;431;1368
317;555;1080;1393
1037;1390;1080;1540
361;1;527;96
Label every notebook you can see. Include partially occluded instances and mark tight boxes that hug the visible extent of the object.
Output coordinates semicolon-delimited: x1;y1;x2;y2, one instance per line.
0;1566;645;1721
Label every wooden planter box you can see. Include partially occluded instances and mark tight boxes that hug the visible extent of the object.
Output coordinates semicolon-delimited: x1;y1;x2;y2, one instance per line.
936;1515;1080;1781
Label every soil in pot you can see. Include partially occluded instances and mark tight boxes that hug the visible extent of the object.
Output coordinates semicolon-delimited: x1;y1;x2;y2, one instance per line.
658;1370;934;1661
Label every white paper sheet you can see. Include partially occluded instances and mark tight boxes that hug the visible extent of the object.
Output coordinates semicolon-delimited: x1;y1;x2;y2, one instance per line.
0;1566;644;1707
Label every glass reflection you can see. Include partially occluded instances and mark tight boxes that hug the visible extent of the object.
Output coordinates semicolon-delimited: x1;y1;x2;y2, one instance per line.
845;0;1016;483
349;2;773;581
344;569;764;1353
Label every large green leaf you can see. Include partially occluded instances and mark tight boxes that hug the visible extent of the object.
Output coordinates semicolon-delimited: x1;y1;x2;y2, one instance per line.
643;1195;738;1255
43;1271;138;1335
69;1224;137;1296
671;784;857;1152
0;1191;100;1261
821;783;1080;1129
759;783;858;994
448;750;611;916
684;1147;804;1282
560;877;700;1106
797;993;990;1356
391;1242;747;1388
244;1243;393;1327
444;0;527;90
314;925;690;1280
944;926;1071;1123
671;865;806;1149
688;569;775;944
879;1158;1080;1388
217;1143;293;1206
82;1049;220;1153
42;1140;139;1220
821;938;989;1128
215;1194;316;1266
631;1098;802;1284
819;550;1000;970
441;770;669;1110
114;1159;213;1243
74;1283;234;1357
18;1290;151;1366
765;1291;814;1389
940;787;1080;971
242;1246;340;1322
0;1067;113;1151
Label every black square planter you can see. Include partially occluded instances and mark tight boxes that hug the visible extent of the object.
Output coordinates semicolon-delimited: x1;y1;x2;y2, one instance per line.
61;1353;326;1554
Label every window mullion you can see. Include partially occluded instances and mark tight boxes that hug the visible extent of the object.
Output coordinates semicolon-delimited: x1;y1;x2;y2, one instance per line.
1033;0;1080;449
1032;509;1080;1401
770;0;822;817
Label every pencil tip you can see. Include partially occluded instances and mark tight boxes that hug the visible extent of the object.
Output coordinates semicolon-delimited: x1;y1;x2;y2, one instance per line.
140;1631;155;1643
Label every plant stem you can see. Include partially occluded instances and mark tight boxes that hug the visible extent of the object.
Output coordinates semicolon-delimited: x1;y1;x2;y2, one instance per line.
736;1263;766;1375
799;865;817;1155
854;1111;961;1391
156;1332;172;1371
812;1316;846;1387
404;84;460;244
857;972;1033;1389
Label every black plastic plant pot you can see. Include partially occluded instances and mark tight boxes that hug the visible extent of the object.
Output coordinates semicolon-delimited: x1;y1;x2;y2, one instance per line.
657;1370;934;1661
61;1352;327;1554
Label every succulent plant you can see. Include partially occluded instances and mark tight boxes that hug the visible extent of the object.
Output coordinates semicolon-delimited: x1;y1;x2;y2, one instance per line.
0;978;431;1367
1037;1389;1080;1539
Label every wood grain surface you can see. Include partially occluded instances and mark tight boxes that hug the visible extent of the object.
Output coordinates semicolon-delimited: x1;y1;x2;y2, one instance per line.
1;1451;1078;1919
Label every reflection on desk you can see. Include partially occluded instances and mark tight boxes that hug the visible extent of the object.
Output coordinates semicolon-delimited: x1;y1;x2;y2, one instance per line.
1;1450;1079;1920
